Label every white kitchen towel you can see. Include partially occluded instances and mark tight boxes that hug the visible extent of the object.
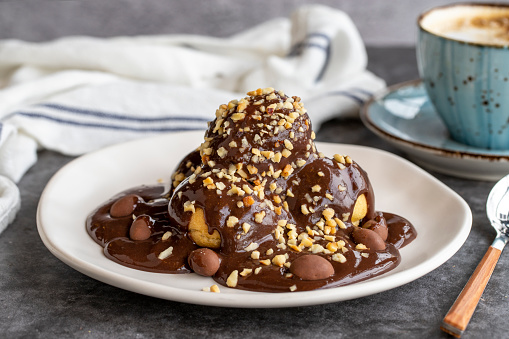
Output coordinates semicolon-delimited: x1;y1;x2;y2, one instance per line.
0;5;385;234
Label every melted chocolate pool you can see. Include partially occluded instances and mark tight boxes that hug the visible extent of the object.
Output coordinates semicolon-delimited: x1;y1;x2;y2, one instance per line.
87;185;416;292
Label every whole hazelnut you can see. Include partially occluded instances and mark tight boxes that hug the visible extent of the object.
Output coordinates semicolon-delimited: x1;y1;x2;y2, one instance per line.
290;255;334;280
110;194;142;217
352;227;386;251
188;248;220;276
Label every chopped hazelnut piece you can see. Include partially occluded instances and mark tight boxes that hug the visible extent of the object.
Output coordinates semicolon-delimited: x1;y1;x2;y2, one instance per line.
247;165;258;174
243;196;255;207
261;150;274;159
326;242;338;252
301;204;310;215
242;184;253;194
300;237;314;248
322;208;335;221
282;164;294;178
289;244;302;252
356;243;368;250
310;244;325;254
161;231;172;241
158;246;174;260
273;152;283;163
269;182;277;192
240;268;253;277
284;139;294;150
242;222;251;233
226;270;239;287
244;242;259;251
332;253;347;263
251;250;260;260
272;254;286;267
217;147;227;158
254;211;266;223
183;201;196;213
231;113;246;121
296;159;306;167
227;216;239;228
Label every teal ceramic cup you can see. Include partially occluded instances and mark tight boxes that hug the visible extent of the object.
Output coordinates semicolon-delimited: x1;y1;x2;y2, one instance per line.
417;3;509;150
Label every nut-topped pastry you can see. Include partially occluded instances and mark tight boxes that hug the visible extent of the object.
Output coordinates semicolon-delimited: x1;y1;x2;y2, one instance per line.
87;88;416;293
200;87;315;174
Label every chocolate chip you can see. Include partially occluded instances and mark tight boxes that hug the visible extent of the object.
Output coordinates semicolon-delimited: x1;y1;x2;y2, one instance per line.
290;255;334;280
352;227;386;251
110;194;142;217
129;215;152;241
188;248;220;277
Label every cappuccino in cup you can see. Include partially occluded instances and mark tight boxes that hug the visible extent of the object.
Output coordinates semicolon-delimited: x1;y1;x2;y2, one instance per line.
418;4;509;150
420;5;509;46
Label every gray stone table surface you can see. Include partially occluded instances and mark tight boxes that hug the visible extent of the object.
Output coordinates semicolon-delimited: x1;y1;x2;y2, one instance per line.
2;47;508;338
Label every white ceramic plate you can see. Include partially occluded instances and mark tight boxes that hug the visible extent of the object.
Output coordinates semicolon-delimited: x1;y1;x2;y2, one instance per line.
37;131;472;308
361;79;509;181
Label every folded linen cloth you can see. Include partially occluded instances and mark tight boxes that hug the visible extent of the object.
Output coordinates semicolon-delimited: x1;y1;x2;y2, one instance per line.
0;5;385;234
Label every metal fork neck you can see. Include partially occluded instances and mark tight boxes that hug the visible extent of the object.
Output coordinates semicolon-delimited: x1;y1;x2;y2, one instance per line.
492;232;509;251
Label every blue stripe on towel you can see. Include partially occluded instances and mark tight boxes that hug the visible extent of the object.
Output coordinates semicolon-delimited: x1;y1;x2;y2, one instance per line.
314;91;365;105
288;33;331;55
288;33;331;82
38;103;210;123
16;111;205;132
350;88;374;96
288;42;328;56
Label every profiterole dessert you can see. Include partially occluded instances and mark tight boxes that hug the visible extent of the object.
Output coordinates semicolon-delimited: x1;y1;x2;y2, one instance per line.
87;87;416;293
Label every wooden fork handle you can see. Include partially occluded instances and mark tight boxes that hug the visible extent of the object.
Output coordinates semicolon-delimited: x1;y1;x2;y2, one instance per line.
441;246;502;337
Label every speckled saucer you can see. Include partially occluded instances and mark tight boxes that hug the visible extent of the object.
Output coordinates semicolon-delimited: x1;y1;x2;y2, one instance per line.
361;79;509;181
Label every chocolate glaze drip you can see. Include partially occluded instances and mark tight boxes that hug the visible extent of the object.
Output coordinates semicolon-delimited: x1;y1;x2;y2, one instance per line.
86;88;417;293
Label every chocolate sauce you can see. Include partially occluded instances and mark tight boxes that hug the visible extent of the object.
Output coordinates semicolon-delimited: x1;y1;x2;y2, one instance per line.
86;87;417;293
86;185;415;292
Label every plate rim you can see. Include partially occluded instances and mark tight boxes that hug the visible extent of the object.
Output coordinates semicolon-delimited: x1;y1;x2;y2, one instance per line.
36;131;473;308
360;79;509;162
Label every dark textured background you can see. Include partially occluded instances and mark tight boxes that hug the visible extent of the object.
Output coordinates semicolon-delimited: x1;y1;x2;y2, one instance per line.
1;1;507;338
0;0;500;44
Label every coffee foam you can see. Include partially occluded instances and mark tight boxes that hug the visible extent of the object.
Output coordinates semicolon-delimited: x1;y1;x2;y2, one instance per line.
420;5;509;46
